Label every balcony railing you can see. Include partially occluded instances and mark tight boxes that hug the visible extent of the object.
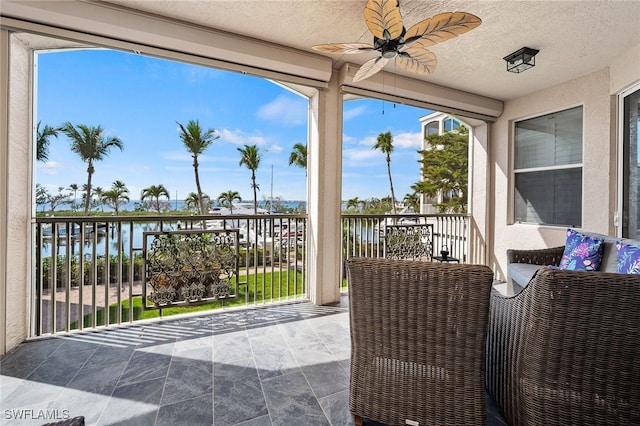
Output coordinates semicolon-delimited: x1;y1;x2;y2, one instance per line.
33;214;306;336
340;213;469;292
32;213;468;336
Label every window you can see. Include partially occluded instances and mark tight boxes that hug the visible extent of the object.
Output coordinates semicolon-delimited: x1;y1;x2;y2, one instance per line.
443;118;460;132
622;87;640;238
514;106;583;226
424;120;439;138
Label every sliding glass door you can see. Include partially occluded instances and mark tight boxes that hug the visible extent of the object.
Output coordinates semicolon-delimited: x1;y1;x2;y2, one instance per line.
622;86;640;238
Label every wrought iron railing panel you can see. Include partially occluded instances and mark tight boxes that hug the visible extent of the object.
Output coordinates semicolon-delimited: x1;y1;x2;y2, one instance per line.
143;230;239;309
384;224;434;261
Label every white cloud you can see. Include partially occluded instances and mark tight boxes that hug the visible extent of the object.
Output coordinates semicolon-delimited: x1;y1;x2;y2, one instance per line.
36;161;62;176
256;95;306;126
358;135;377;147
269;144;283;153
393;131;422;148
219;128;267;146
343;105;366;121
343;147;378;162
342;134;356;144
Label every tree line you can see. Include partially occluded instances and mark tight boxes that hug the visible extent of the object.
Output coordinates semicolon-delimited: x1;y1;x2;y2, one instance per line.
36;120;308;215
37;118;468;216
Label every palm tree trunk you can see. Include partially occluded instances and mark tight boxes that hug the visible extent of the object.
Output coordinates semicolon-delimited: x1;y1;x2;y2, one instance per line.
84;162;94;215
387;159;397;215
251;172;258;215
193;156;205;215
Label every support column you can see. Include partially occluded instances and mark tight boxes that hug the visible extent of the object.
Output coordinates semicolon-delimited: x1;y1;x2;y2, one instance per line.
0;29;9;355
1;31;33;354
306;73;343;305
468;121;491;267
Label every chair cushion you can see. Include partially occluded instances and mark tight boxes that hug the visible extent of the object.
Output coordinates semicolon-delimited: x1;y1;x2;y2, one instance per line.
559;228;605;271
508;263;543;288
616;241;640;274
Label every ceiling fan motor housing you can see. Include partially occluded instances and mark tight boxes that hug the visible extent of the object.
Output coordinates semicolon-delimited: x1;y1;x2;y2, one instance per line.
374;33;405;59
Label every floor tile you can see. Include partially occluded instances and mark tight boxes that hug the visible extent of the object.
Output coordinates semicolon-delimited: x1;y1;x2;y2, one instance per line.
262;371;330;426
249;333;299;380
67;361;127;395
213;358;268;425
318;390;356;426
26;348;94;387
160;347;212;406
156;393;213;426
0;338;64;379
51;387;112;426
97;376;164;425
116;351;170;387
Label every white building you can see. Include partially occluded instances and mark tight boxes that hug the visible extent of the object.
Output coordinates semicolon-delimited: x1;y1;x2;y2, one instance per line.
418;112;471;214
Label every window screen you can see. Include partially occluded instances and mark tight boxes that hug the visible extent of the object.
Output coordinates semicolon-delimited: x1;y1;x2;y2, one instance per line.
514;106;583;226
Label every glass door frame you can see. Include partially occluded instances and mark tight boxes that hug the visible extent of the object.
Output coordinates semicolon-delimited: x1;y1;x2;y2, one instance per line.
617;82;640;238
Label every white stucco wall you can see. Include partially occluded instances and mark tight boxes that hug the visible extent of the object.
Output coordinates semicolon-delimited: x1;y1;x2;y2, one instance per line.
490;42;640;281
610;42;640;95
3;33;32;354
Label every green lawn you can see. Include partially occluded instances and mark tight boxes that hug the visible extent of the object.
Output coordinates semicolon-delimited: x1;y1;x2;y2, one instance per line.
71;270;305;329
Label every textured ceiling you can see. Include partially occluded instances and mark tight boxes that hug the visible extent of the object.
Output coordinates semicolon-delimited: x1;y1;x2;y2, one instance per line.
13;1;640;101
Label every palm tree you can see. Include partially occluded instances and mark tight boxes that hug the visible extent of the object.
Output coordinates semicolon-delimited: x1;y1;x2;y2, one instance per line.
68;183;79;211
184;192;210;213
403;192;421;213
373;131;397;215
141;184;170;213
217;190;241;214
101;181;129;215
60;122;123;215
184;192;199;212
113;180;126;191
177;120;219;215
36;121;59;162
238;144;264;214
346;197;361;212
288;143;307;175
92;186;104;212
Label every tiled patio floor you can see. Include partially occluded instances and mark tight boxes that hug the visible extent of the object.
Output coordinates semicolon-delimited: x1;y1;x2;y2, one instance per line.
0;298;507;425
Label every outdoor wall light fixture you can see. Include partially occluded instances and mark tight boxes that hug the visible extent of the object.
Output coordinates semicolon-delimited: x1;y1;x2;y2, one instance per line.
503;47;539;73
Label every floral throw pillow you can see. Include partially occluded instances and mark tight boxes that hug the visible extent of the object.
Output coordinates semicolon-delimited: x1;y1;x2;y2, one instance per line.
559;229;605;271
616;242;640;274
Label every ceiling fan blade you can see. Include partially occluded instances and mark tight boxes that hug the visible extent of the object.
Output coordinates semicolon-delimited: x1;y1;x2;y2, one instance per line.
353;56;390;82
404;12;482;48
364;0;404;40
396;48;437;77
312;43;375;54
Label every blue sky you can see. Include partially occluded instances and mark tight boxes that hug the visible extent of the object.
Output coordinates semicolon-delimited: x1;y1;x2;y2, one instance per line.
36;49;431;203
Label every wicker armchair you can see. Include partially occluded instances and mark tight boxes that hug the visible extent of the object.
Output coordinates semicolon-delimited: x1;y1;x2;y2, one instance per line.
486;267;640;426
346;257;494;426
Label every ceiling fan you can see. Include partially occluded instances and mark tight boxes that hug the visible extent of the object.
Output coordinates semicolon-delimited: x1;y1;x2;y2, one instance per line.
312;0;481;82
